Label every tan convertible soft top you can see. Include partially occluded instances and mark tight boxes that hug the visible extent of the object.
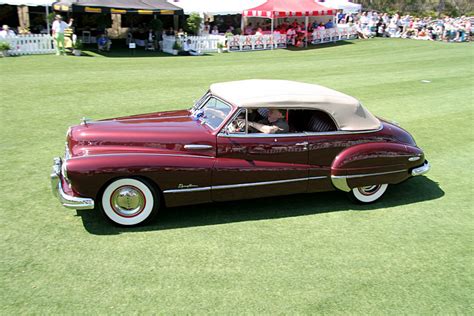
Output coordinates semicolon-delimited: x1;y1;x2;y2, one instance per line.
210;79;381;131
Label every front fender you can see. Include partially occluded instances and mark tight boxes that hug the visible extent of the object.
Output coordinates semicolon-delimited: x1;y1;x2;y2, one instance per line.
66;153;214;202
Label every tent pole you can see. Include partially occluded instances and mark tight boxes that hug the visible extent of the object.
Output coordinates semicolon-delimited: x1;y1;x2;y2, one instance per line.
45;4;50;35
305;16;308;48
270;15;273;50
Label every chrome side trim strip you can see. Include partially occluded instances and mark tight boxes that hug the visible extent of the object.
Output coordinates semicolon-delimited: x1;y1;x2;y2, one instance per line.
218;132;307;138
411;161;430;176
163;176;327;194
163;186;212;194
69;153;214;160
308;176;328;181
184;144;213;150
212;177;318;190
331;169;407;180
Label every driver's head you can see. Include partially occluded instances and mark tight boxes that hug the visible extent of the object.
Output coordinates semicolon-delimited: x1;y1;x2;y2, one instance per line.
268;109;285;122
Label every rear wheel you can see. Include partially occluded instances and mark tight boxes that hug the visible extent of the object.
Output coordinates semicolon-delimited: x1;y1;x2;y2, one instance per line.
350;184;388;203
100;178;158;226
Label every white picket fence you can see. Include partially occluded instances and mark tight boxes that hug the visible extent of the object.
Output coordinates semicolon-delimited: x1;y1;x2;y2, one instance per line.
227;34;287;51
311;26;358;44
162;35;225;54
2;34;55;56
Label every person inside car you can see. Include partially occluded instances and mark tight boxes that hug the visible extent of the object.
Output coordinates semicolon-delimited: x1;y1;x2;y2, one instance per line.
248;109;289;134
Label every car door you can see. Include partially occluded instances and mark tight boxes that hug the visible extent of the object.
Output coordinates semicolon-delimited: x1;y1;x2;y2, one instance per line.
303;110;352;192
212;109;310;202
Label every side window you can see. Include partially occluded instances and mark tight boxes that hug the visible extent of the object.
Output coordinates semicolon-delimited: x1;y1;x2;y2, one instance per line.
247;108;290;134
288;109;337;133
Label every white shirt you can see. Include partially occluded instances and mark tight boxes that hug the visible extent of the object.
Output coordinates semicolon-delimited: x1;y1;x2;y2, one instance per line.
52;20;69;34
183;42;190;52
0;29;15;38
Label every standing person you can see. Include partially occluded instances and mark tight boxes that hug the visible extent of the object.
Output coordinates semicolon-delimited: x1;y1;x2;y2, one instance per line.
52;15;73;55
0;25;16;38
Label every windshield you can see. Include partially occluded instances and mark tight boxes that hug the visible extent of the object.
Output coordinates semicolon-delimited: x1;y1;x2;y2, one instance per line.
194;97;232;130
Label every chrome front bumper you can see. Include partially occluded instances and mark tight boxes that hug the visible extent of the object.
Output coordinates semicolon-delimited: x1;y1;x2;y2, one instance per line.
411;161;430;176
51;157;95;210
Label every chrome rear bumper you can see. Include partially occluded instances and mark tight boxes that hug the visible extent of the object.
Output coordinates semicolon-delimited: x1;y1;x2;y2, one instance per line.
411;161;430;176
51;157;95;210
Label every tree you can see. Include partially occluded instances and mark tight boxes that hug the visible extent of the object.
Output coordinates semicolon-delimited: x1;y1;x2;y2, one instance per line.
186;12;202;35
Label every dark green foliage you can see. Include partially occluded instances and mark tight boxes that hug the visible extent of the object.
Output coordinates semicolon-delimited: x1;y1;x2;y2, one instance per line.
149;18;163;33
186;12;202;35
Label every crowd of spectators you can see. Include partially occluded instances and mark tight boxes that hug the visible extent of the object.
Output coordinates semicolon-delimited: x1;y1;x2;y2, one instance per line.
241;18;336;46
339;11;472;42
239;12;471;45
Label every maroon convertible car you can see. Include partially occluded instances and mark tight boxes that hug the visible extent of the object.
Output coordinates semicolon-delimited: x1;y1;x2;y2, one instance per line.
51;80;430;226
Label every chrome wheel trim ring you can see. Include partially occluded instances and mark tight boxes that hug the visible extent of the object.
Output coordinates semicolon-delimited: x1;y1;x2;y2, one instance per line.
110;185;146;218
357;185;381;196
352;184;388;203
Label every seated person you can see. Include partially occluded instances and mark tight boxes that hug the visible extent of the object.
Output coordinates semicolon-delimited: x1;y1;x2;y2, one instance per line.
179;39;200;56
97;34;111;51
248;109;289;134
325;19;334;29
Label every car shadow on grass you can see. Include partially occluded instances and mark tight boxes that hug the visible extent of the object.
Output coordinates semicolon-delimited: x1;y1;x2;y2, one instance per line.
76;176;443;235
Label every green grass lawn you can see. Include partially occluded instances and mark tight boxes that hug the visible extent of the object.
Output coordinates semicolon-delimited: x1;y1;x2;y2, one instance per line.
1;38;473;314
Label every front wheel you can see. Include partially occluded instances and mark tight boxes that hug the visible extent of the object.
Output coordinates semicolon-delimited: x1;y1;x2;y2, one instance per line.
100;178;158;226
349;184;388;203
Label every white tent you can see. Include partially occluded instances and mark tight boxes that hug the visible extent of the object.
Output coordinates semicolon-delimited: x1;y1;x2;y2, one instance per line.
317;0;361;13
0;0;53;5
0;0;54;34
167;0;266;15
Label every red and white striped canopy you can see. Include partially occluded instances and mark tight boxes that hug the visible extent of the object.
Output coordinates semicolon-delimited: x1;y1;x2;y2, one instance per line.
243;0;335;18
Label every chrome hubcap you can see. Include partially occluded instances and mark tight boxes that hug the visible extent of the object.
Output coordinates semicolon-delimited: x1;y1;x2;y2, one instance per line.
111;186;145;217
358;185;381;196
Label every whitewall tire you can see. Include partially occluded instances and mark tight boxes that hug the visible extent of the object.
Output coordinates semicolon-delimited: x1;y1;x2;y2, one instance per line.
101;178;158;226
350;184;388;203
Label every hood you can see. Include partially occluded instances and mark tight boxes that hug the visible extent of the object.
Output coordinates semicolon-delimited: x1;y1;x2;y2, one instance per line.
67;110;215;157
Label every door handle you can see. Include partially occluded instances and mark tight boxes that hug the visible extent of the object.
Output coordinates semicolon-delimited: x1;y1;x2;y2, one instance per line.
295;142;308;150
184;144;213;150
